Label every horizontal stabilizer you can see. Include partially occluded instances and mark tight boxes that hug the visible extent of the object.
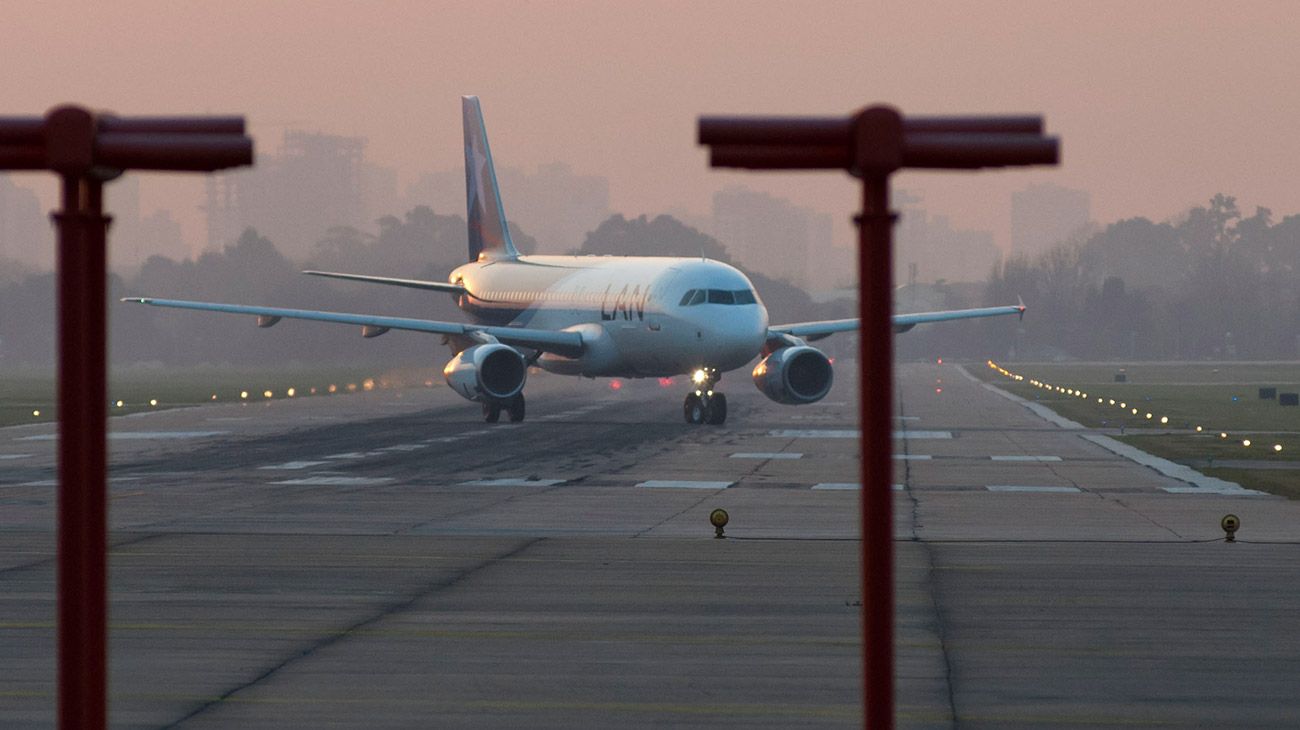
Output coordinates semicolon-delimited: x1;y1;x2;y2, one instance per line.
302;270;467;295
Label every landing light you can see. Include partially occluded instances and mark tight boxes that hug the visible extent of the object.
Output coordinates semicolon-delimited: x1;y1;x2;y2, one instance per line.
692;369;708;385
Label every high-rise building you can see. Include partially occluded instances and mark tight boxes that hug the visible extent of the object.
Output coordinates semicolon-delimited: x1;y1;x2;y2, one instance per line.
895;191;999;284
205;131;388;261
711;186;833;290
0;174;50;271
1011;182;1091;257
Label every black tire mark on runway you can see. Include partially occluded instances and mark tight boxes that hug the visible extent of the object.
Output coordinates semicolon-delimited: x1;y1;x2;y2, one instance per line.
160;536;544;729
0;532;168;579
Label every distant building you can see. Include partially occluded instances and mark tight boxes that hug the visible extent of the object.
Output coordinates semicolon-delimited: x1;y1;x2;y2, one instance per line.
206;130;393;261
0;174;50;270
1011;182;1091;257
894;191;999;285
106;176;186;272
404;162;610;251
711;186;833;290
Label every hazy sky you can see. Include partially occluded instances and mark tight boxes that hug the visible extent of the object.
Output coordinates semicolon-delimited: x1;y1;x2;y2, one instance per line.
4;0;1298;252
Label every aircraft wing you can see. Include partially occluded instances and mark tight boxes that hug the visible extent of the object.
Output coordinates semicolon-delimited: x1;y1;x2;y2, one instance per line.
771;301;1025;340
302;270;468;295
121;297;584;357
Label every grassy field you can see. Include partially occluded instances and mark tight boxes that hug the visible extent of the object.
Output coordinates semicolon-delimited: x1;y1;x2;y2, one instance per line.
0;365;435;428
973;360;1300;498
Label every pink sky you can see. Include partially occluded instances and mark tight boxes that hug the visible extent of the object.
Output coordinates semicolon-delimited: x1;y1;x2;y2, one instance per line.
4;0;1298;252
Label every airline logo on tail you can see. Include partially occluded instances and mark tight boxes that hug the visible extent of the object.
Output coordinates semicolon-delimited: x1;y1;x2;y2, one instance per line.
463;96;518;262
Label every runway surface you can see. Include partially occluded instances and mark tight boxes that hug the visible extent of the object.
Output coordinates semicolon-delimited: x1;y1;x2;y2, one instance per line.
2;361;1298;728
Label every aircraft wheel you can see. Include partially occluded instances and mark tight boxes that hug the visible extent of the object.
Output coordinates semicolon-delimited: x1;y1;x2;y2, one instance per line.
704;393;727;425
483;402;502;423
683;393;705;424
507;393;526;422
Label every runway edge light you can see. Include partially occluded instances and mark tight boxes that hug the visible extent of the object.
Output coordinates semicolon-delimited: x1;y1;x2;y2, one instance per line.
709;508;729;539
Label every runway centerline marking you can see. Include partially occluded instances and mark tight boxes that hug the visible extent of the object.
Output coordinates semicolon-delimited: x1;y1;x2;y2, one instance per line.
730;453;803;460
269;476;394;486
991;455;1063;462
458;478;567;487
893;455;932;461
258;461;331;470
19;431;229;441
986;485;1081;493
0;454;33;460
636;480;734;490
812;483;905;491
768;429;952;439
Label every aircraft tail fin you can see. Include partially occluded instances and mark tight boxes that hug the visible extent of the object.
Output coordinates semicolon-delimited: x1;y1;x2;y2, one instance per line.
462;96;519;262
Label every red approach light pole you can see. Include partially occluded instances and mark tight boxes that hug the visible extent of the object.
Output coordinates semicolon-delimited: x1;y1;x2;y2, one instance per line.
0;107;253;729
699;107;1057;728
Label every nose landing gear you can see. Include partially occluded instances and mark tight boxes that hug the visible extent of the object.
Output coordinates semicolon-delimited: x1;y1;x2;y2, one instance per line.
683;368;727;425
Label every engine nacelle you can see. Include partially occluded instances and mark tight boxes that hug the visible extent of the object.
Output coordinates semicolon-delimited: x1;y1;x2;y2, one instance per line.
442;343;527;403
752;346;834;405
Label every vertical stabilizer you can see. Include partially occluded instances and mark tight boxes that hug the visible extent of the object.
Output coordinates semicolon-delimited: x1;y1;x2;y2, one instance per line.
463;96;519;262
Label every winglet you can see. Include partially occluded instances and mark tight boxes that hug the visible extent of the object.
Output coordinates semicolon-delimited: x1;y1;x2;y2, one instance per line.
462;96;519;263
1016;295;1026;321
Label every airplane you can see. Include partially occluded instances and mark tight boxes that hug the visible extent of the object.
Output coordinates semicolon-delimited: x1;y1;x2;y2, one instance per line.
124;96;1025;425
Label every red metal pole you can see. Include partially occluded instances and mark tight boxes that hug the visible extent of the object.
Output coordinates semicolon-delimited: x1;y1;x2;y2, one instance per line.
55;173;110;730
858;172;895;729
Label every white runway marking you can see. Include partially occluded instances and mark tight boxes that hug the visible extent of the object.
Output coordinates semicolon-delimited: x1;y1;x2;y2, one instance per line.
812;483;905;491
1162;485;1270;496
258;461;330;470
269;476;394;486
19;476;141;487
986;485;1081;493
769;429;952;439
893;454;932;461
636;480;734;490
376;444;428;452
729;452;803;460
0;454;33;460
458;478;567;487
323;452;367;460
206;417;253;422
19;431;228;441
991;455;1063;462
895;416;920;421
770;429;859;439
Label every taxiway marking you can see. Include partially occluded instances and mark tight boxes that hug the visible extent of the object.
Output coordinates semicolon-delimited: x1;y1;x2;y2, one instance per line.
730;453;803;460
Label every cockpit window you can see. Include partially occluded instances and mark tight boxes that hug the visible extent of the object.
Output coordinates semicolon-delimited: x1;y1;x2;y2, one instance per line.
681;288;756;306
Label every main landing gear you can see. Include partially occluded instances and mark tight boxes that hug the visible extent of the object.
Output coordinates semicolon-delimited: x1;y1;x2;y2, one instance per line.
483;393;526;423
683;368;727;425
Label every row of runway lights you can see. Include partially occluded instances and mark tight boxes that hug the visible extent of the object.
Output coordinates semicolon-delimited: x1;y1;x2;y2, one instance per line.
28;378;394;418
987;360;1284;453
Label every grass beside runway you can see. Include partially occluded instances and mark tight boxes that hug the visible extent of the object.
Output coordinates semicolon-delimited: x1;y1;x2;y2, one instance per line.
970;360;1300;499
0;365;434;428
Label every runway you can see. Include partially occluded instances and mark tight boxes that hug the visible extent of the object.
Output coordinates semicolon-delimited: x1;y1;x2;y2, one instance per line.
2;361;1298;728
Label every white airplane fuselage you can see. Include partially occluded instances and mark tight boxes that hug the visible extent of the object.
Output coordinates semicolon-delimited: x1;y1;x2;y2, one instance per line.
449;255;768;378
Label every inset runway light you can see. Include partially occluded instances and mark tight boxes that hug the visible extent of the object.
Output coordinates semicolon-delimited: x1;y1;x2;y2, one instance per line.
240;391;249;400
328;384;337;394
1109;399;1115;405
423;380;433;387
610;380;623;391
1195;426;1203;432
1220;432;1228;439
1242;439;1251;447
1132;408;1139;415
32;410;40;417
115;400;124;408
1145;413;1152;420
347;383;357;392
1160;416;1169;424
287;387;296;397
363;378;375;391
210;394;218;401
149;399;158;407
310;387;317;394
1120;402;1127;408
1274;444;1283;452
935;387;943;394
263;390;273;399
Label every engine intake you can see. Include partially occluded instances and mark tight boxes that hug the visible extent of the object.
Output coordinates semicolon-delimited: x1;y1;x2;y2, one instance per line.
752;346;833;405
443;343;527;403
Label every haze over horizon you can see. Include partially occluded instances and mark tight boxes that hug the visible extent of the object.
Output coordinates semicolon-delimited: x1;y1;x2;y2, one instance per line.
3;0;1298;259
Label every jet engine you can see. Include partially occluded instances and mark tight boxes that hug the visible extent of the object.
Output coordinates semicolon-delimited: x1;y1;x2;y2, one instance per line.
752;346;834;405
442;343;527;403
